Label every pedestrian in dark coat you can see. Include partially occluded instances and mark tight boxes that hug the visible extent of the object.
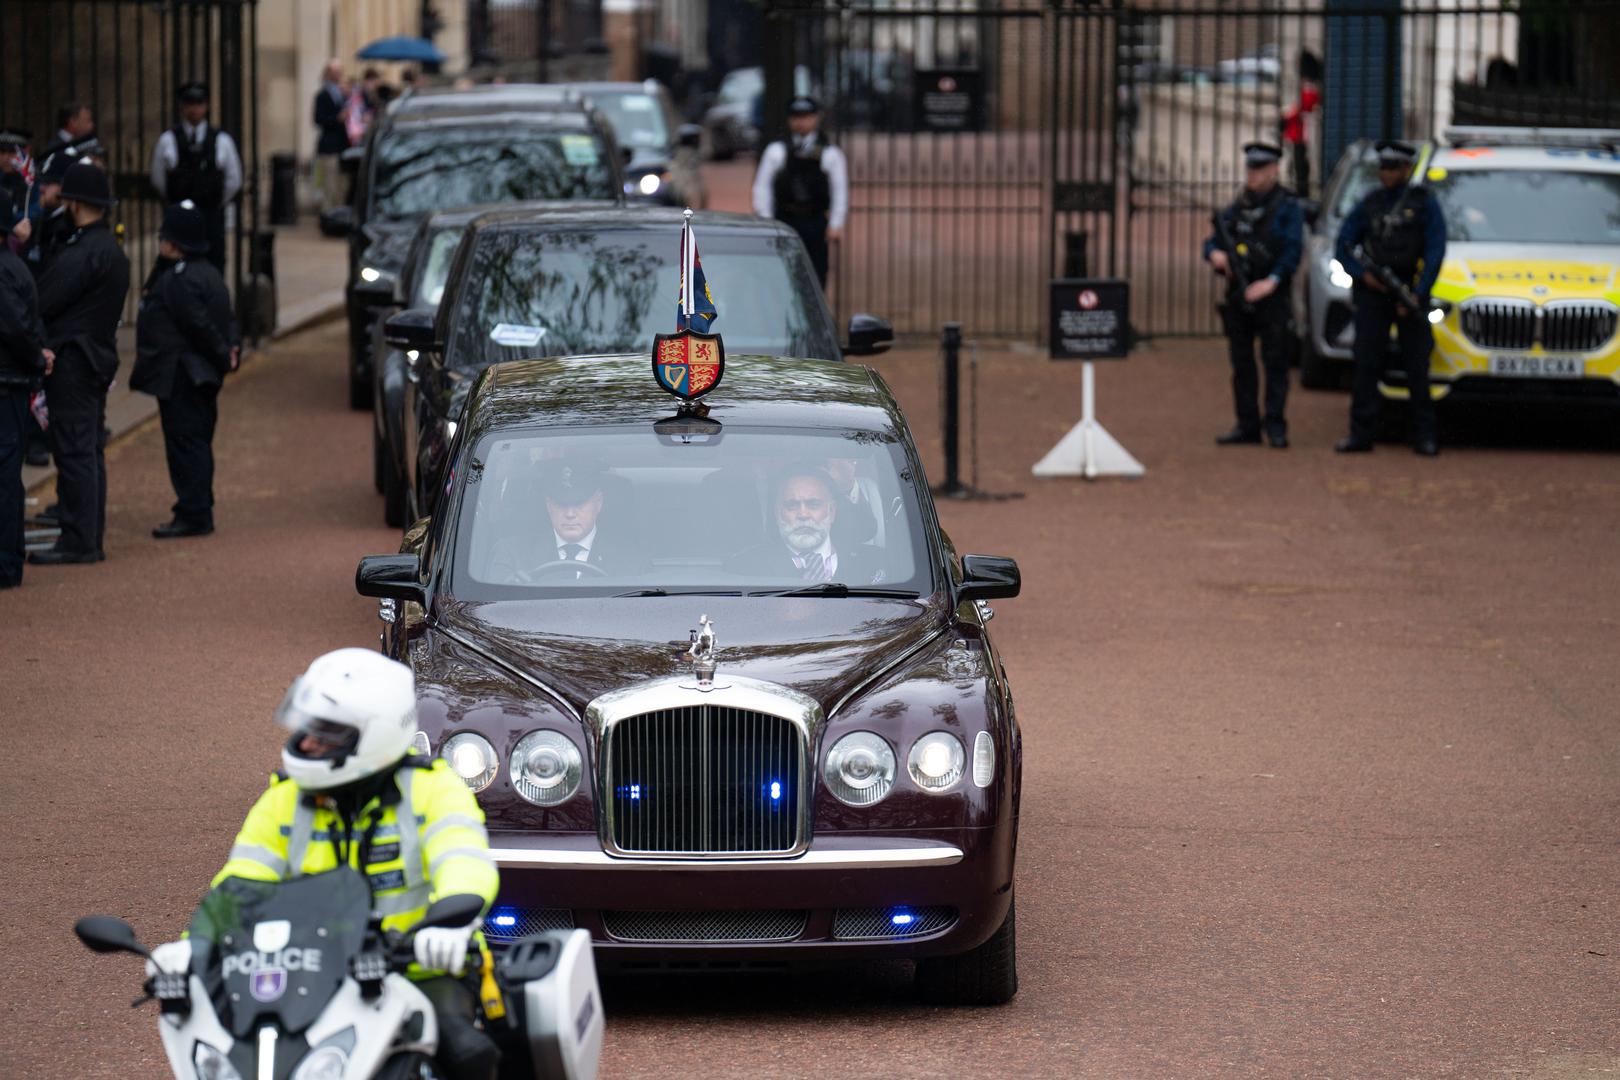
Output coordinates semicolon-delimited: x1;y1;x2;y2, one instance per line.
0;243;49;587
29;161;130;565
131;202;239;538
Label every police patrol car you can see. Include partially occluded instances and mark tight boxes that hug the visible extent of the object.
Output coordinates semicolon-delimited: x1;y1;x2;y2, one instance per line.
1383;128;1620;406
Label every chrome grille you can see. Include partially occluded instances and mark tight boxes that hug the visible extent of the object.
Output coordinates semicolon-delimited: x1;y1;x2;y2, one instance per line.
482;908;574;943
1461;298;1618;353
605;706;804;855
1461;298;1535;349
602;909;808;942
1542;300;1618;352
832;906;957;940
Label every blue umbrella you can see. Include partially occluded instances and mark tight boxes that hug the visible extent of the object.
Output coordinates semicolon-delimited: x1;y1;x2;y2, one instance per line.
356;35;446;64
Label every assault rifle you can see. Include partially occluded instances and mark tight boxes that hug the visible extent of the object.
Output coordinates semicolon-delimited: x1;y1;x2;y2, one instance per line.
1210;209;1254;312
1352;244;1453;322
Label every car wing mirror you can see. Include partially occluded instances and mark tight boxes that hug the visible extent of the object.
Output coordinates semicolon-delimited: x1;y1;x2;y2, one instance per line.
419;894;486;931
319;205;354;237
958;554;1020;604
677;123;703;149
356;553;426;604
353;271;398;306
383;307;441;352
74;915;149;957
845;312;894;357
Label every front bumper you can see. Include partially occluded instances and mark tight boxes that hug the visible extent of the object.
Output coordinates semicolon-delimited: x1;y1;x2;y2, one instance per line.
489;826;1015;968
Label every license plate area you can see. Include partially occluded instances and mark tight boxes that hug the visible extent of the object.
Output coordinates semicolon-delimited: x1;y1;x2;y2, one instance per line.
1488;354;1585;378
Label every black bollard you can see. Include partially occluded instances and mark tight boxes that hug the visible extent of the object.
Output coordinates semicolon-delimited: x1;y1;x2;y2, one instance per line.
940;322;964;496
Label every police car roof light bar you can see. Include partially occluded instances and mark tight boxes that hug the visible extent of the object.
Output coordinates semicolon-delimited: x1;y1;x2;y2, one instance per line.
1441;126;1620;151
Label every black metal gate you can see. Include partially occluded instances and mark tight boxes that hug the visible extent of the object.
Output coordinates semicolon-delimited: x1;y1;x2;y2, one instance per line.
779;0;1620;339
0;0;260;320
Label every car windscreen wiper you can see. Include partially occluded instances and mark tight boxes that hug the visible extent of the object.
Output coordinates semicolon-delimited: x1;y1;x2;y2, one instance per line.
747;584;921;599
611;588;746;598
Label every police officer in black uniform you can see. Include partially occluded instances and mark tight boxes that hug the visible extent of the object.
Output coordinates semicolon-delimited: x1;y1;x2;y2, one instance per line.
0;237;48;588
131;202;240;539
752;96;849;287
1203;141;1304;448
1334;139;1448;456
151;81;243;274
29;161;130;566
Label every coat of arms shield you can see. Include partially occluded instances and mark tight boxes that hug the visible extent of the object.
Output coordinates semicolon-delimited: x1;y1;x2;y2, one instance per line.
653;330;725;401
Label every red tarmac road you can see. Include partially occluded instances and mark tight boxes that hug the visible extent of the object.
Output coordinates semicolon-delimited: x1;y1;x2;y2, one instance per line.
3;317;1617;1078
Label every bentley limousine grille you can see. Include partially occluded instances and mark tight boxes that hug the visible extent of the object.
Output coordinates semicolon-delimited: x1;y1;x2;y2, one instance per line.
1461;298;1618;353
604;705;806;856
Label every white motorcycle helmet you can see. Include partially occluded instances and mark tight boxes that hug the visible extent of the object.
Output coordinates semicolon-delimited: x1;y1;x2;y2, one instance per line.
277;648;418;791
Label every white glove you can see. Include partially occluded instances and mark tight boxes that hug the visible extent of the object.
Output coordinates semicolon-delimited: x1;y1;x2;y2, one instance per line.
414;925;474;976
145;939;193;978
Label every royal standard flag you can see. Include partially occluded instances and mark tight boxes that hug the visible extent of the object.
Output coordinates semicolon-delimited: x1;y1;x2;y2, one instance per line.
676;215;718;333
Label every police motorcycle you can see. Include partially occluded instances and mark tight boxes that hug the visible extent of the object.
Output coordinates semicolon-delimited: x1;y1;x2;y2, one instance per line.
75;867;603;1080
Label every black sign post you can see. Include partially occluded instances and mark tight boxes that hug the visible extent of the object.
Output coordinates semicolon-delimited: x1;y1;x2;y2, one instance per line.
1034;279;1143;479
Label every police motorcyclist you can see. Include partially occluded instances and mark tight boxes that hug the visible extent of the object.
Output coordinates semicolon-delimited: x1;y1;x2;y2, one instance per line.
1333;139;1447;456
1203;141;1303;448
29;161;130;567
143;649;503;1080
751;96;849;287
150;81;243;273
131;202;240;539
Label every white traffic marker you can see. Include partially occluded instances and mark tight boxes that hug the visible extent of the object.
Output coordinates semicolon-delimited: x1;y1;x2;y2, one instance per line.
1032;361;1144;480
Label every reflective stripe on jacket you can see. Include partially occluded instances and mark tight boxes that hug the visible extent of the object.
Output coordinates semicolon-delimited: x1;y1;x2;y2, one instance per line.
212;756;499;940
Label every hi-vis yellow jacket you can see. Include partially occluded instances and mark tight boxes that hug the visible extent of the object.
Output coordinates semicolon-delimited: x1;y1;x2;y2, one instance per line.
213;757;499;942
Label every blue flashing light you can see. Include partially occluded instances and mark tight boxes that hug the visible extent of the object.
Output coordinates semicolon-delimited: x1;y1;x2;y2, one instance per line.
630;784;641;800
769;780;782;801
891;910;915;927
492;914;517;928
489;907;520;930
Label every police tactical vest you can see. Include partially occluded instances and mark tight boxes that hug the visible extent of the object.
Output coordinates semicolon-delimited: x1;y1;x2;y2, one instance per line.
168;124;226;207
774;133;832;219
1366;186;1427;275
1225;187;1285;281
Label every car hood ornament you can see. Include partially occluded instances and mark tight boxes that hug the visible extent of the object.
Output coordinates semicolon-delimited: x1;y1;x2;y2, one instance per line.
681;614;722;690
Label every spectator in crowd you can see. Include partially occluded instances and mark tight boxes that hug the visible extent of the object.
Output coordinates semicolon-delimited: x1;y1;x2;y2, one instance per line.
312;58;350;211
150;81;243;272
45;102;94;158
131;202;240;539
0;231;48;587
30;161;129;566
0;129;33;250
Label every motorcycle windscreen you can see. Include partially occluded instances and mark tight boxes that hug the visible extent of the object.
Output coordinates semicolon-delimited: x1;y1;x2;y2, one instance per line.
188;867;373;1039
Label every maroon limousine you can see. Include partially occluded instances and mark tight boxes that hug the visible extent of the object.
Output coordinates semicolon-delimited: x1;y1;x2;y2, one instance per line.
356;352;1023;1004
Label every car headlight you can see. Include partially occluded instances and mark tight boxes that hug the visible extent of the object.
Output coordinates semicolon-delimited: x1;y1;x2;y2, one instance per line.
637;172;664;196
442;732;498;792
1427;306;1446;325
908;732;965;792
511;730;583;806
1327;258;1353;291
193;1042;243;1080
824;731;896;806
290;1046;349;1080
359;266;383;283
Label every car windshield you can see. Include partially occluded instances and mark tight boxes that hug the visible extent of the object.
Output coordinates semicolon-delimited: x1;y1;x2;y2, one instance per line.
447;228;840;365
372;128;615;221
1330;155;1380;221
415;226;465;308
717;69;762;105
586;92;669;150
450;425;930;599
1429;168;1620;244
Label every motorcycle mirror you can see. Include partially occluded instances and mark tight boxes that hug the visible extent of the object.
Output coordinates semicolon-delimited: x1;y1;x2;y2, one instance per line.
74;915;150;957
419;894;486;931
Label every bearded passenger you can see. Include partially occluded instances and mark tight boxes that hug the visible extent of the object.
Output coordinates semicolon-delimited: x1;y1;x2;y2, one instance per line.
727;466;883;584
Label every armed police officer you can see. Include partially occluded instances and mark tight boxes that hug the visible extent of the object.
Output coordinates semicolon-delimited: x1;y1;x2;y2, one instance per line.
30;162;129;566
752;96;849;288
142;649;503;1080
131;202;240;539
150;81;243;273
1203;141;1303;448
1334;139;1447;456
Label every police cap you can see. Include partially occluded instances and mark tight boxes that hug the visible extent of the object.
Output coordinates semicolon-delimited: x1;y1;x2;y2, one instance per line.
1243;141;1282;168
1376;139;1417;166
540;462;605;505
0;127;31;150
787;96;820;117
160;201;210;255
176;80;210;104
59;160;116;208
